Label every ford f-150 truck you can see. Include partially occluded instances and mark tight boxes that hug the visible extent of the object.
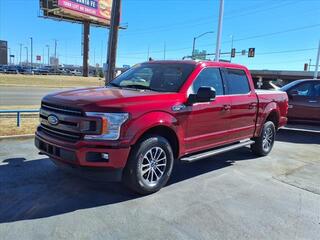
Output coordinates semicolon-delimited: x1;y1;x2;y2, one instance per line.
35;60;288;194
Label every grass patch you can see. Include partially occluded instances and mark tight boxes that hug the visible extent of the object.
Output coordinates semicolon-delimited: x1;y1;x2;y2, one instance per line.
0;105;40;110
0;116;39;136
0;73;105;88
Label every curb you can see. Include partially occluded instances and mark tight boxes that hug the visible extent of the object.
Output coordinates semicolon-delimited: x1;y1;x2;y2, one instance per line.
0;134;35;140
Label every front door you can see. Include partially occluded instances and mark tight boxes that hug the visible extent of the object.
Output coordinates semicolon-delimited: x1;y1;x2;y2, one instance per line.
185;67;232;153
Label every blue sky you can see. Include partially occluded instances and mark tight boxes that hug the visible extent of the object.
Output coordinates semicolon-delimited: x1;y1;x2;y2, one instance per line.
0;0;319;70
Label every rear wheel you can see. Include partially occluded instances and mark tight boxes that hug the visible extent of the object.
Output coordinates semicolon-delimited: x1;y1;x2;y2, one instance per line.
251;121;276;156
123;135;174;195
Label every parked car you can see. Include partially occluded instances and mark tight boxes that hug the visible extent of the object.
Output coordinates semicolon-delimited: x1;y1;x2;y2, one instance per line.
35;60;288;194
5;65;20;74
280;79;320;123
0;65;7;73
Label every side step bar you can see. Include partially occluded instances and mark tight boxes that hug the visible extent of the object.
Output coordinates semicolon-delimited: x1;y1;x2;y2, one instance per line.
180;140;255;163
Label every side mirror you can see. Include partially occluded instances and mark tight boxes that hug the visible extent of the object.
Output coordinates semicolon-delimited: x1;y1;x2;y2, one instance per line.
188;87;216;104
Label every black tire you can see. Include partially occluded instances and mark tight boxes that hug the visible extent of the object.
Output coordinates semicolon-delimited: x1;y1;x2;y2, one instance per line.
251;121;276;156
123;135;174;195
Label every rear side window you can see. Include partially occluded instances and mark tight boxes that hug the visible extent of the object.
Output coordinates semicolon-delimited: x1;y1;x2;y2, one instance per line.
225;69;250;95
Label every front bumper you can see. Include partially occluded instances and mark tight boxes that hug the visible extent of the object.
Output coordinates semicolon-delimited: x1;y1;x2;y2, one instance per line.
35;131;131;180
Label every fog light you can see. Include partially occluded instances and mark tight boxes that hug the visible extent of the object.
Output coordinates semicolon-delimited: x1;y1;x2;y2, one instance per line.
101;153;109;160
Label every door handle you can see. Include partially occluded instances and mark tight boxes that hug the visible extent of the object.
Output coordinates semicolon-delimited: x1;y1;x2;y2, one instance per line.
249;103;257;109
222;104;231;111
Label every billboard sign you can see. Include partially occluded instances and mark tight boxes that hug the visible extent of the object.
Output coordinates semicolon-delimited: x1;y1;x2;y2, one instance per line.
40;0;113;26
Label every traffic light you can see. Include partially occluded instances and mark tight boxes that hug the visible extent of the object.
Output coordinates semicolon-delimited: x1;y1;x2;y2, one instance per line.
231;48;236;58
248;48;255;58
304;63;308;71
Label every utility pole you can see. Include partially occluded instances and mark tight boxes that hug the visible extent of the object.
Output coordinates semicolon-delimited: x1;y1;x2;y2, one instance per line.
308;59;312;71
8;48;11;65
215;0;224;61
19;44;22;66
314;40;320;79
54;39;57;58
163;42;166;60
30;37;33;68
147;46;150;61
105;0;121;84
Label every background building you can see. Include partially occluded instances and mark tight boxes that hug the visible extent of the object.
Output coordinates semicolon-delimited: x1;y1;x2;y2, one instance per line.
0;40;8;65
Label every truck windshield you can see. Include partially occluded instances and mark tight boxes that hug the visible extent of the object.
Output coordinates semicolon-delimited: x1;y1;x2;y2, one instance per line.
109;63;195;92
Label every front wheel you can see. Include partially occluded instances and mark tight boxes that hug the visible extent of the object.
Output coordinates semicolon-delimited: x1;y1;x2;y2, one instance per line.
123;135;174;195
251;121;276;156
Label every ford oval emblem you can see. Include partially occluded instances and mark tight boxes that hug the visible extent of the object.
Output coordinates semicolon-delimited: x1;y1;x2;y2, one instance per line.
48;115;59;126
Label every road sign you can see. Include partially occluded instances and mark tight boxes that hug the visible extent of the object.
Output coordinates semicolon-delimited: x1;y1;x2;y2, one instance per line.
10;55;15;58
36;55;41;61
241;50;246;56
248;48;255;57
231;48;236;58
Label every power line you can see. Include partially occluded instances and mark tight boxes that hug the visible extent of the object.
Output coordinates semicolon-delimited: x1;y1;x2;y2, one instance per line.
119;23;320;56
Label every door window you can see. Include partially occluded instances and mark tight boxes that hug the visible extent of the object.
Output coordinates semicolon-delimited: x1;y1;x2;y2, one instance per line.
289;83;313;97
225;69;250;95
189;68;224;95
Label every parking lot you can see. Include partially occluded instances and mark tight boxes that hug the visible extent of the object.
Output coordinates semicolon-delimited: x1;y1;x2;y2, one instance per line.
0;129;319;239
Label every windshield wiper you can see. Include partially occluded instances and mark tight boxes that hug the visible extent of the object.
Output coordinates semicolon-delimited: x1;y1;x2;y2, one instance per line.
108;82;122;88
122;84;155;91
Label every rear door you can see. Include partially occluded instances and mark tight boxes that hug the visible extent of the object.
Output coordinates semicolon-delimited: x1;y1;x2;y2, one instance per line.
313;82;320;121
222;68;258;140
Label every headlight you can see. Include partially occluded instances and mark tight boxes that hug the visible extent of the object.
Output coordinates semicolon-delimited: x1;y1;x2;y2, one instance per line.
84;112;129;140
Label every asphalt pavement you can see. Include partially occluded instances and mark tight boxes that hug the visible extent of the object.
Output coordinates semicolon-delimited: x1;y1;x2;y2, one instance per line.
0;129;319;240
0;87;68;106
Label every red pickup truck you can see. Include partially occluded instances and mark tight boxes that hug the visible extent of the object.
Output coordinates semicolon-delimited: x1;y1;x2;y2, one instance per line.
35;60;288;194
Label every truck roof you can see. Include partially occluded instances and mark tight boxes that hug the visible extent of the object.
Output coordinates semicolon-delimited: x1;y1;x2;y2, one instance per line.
142;60;248;70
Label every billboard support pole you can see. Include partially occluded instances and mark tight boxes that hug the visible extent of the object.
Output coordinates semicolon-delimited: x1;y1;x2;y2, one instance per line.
105;0;121;85
83;21;90;77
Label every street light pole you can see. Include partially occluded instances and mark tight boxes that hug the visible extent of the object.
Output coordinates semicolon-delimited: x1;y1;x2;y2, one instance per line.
46;45;50;65
192;31;214;58
25;47;29;66
8;48;11;65
215;0;225;61
314;40;320;79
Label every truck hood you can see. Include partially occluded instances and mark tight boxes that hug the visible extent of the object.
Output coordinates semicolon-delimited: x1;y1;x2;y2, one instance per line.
43;87;182;111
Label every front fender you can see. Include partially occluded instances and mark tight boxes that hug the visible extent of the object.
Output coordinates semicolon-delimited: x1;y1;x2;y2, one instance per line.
124;111;181;146
254;102;280;137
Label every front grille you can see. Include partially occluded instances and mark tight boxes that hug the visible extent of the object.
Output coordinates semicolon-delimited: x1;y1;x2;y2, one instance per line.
41;101;82;116
39;101;99;142
39;125;82;142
